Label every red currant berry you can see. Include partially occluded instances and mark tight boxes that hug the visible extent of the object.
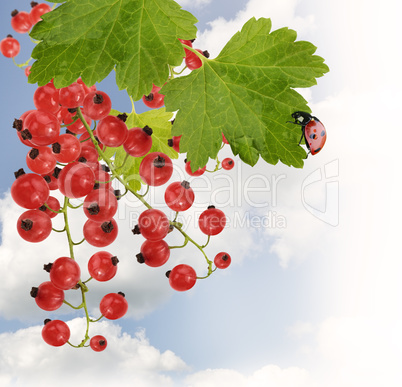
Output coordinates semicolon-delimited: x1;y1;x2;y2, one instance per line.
41;170;59;190
77;78;97;96
17;209;52;243
62;111;92;135
26;147;57;175
97;115;128;147
167;135;181;153
83;219;118;247
164;181;195;212
58;82;85;108
83;91;112;120
123;126;153;157
11;171;49;209
52;134;82;163
15;110;35;147
77;144;99;163
222;133;229;144
198;206;226;236
24;110;60;146
29;2;52;25
42;319;70;347
90;335;107;352
167;264;197;291
142;84;165;109
33;82;60;114
139;152;173;186
185;49;209;70
185;159;206;176
48;257;81;290
57;161;95;198
179;38;193;57
138;240;170;267
11;10;32;33
214;252;231;269
78;130;104;150
178;38;193;47
39;196;60;218
100;292;128;320
31;281;64;311
222;158;235;170
138;209;170;241
88;251;118;282
94;168;112;190
0;35;20;58
83;189;118;223
24;65;32;77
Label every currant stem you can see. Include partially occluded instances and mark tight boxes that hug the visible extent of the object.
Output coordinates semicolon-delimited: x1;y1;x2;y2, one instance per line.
44;202;62;214
137;184;149;198
171;222;213;274
63;300;84;310
72;237;86;246
80;282;91;346
201;235;210;248
172;66;188;75
61;116;78;127
115;153;129;171
169;237;189;249
52;227;66;233
89;315;104;323
62;197;75;260
12;56;32;68
197;267;217;279
67;202;84;209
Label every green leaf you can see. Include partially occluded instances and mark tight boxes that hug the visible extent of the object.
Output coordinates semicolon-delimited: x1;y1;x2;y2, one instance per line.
29;0;197;100
162;17;329;170
105;108;177;192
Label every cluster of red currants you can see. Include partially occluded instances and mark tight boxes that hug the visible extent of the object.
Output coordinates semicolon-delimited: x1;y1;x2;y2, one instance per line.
11;79;134;350
9;71;234;349
0;2;52;60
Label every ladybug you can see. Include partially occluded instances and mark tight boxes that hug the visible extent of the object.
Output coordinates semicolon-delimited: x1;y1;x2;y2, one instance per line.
288;111;326;155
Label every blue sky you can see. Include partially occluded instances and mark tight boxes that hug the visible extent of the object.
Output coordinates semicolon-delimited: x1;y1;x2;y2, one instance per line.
1;0;401;386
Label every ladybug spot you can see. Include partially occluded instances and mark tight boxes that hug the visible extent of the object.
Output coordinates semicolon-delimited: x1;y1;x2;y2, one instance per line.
309;134;317;139
314;129;317;133
321;130;325;136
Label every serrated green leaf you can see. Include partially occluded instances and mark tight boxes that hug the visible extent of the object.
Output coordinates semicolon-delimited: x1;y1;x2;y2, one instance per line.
162;17;329;170
104;108;177;191
29;0;197;100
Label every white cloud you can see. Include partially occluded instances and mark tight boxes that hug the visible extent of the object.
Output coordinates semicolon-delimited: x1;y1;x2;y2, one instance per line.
287;321;314;338
184;365;314;387
176;0;212;9
194;0;316;58
314;316;402;387
0;318;187;387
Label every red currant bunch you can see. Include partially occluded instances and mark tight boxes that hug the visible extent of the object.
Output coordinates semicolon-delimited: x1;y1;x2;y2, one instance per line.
8;46;235;351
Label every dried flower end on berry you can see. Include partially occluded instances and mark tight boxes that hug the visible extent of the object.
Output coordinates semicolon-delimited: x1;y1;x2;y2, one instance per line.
214;252;232;269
